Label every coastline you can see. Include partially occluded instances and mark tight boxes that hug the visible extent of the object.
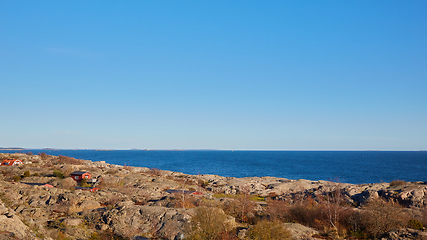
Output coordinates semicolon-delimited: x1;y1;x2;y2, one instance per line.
1;152;427;239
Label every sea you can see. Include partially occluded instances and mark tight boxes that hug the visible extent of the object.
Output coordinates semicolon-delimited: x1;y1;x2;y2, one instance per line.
1;150;426;184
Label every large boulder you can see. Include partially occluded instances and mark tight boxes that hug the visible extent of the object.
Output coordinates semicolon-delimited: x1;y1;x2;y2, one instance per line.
79;199;101;211
396;186;427;207
283;223;319;239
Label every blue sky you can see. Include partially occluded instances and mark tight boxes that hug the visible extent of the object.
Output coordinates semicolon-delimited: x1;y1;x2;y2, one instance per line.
1;1;426;150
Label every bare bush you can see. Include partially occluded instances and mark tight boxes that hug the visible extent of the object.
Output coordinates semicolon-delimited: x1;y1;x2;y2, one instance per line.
147;168;162;176
106;169;119;175
187;207;234;240
60;165;74;177
420;208;427;227
362;198;409;238
286;196;326;229
123;164;133;171
169;192;200;209
102;195;123;207
266;200;288;222
223;187;257;224
223;196;256;224
39;152;48;160
55;155;83;165
42;162;53;168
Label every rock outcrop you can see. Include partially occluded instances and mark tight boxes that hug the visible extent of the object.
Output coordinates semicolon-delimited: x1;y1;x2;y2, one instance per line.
0;198;31;239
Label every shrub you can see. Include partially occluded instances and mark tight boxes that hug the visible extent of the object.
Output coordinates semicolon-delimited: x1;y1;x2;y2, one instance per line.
408;219;423;230
421;208;427;227
147;168;161;176
362;198;409;238
123;164;132;171
187;207;233;240
198;179;209;188
56;155;83;165
169;192;200;209
96;177;106;190
53;170;64;179
106;169;119;175
79;178;91;187
39;152;48;160
13;175;21;182
42;162;53;168
266;200;289;222
102;195;123;208
390;180;407;187
223;194;256;223
33;172;39;177
248;220;291;240
23;170;31;178
285;196;327;230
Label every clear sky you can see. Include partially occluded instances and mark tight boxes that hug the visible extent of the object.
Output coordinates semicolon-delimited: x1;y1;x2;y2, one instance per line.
1;1;426;150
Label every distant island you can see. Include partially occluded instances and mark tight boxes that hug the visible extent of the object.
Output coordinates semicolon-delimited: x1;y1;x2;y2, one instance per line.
0;147;25;151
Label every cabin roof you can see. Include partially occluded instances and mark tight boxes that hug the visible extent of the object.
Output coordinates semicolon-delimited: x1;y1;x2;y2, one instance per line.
1;159;22;165
70;171;89;175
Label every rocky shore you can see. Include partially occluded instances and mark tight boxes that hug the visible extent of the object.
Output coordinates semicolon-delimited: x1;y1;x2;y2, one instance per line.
0;153;426;240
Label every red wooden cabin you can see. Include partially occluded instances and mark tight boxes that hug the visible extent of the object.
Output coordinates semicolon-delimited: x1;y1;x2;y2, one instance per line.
70;171;91;181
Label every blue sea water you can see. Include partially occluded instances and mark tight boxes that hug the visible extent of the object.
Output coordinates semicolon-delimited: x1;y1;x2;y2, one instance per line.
1;150;426;184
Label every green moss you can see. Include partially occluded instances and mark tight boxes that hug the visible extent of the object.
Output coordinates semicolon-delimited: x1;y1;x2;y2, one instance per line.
213;193;265;201
53;170;64;179
213;193;238;199
249;195;266;202
408;219;424;230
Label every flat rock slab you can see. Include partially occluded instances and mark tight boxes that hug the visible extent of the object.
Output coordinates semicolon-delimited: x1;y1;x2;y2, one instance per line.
62;218;84;226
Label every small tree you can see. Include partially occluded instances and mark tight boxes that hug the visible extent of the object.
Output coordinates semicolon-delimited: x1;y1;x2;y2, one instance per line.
324;182;344;233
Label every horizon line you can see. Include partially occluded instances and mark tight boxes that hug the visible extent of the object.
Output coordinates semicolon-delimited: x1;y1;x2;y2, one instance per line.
0;147;425;152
